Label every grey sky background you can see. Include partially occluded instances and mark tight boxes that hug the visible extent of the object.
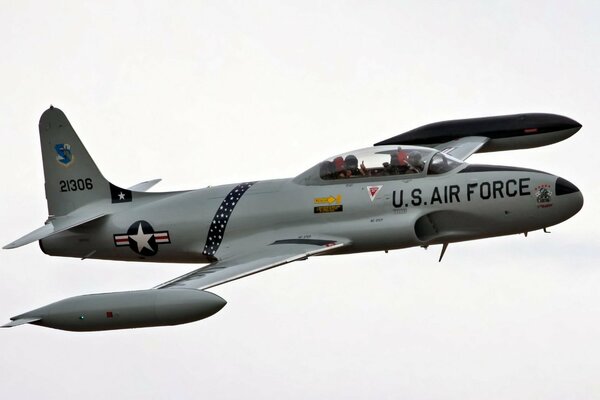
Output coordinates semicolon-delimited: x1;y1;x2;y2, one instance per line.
1;1;599;399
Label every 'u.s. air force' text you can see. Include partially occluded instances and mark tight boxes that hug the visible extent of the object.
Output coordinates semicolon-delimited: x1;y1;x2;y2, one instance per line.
393;178;531;207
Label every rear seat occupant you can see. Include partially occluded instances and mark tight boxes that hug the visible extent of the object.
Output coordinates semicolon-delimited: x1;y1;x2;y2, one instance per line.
333;156;346;178
344;155;364;177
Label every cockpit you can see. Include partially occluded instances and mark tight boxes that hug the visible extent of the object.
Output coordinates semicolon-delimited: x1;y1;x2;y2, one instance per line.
294;145;465;185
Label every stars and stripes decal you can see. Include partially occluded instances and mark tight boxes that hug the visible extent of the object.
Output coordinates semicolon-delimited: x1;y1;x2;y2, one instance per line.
202;182;256;257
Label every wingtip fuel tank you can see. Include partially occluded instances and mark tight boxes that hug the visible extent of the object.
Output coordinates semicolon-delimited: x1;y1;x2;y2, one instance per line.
3;289;226;331
375;113;582;153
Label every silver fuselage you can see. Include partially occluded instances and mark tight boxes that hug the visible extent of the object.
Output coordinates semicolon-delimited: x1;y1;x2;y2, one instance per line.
40;162;583;264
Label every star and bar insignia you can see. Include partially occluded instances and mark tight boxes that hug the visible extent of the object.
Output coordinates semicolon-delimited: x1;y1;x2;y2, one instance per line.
114;220;170;256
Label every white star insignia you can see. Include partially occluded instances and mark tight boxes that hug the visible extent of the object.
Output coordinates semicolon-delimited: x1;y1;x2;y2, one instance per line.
129;223;154;253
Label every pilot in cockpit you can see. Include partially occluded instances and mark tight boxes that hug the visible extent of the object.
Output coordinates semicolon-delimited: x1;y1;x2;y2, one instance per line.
387;147;410;175
406;151;424;173
344;155;364;177
333;156;345;178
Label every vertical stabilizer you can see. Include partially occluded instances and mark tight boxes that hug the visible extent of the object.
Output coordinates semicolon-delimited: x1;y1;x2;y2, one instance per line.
39;106;110;216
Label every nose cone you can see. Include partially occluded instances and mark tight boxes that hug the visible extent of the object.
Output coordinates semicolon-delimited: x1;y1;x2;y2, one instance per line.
555;177;583;217
545;114;582;132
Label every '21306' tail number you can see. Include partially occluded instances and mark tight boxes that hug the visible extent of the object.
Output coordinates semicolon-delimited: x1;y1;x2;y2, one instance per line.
59;178;93;192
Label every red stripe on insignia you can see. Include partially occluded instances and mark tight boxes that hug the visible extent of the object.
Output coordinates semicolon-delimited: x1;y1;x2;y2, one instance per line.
154;232;170;244
524;128;538;133
114;235;129;246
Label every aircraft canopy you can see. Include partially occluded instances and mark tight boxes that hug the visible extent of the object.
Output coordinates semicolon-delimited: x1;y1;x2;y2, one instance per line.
317;145;463;181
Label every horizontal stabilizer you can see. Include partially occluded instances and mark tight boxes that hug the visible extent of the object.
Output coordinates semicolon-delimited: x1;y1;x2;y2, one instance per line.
128;179;162;192
3;224;54;250
2;317;41;328
3;212;107;249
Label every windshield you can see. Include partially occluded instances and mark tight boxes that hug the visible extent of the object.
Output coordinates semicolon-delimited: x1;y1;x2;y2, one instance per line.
427;152;464;175
319;146;437;180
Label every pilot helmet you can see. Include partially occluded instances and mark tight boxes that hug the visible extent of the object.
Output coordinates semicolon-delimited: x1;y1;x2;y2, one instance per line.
320;161;335;179
345;155;359;170
408;151;422;166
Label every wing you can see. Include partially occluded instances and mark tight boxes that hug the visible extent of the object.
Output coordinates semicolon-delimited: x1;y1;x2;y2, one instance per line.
434;136;489;160
154;238;348;290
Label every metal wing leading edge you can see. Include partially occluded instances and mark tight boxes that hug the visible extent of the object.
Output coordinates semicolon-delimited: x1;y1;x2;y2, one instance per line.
434;136;489;160
154;239;348;290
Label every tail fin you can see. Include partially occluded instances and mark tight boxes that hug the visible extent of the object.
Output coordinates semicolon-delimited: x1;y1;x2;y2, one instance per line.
3;107;139;249
39;106;120;216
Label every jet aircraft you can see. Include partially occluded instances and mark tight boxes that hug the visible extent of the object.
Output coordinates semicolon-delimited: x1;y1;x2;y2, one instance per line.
3;107;583;331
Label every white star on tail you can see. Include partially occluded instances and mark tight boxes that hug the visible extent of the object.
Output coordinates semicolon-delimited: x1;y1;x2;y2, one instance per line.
129;223;154;253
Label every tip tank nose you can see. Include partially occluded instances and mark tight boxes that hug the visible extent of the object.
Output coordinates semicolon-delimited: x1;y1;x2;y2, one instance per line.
551;114;582;131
